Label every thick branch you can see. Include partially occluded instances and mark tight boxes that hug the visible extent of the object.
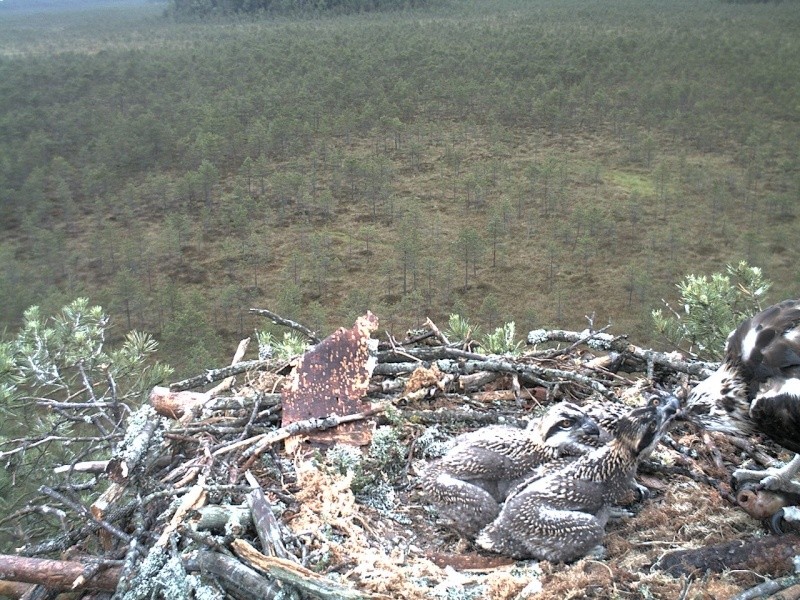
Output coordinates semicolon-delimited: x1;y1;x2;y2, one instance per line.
244;472;294;561
232;539;389;600
0;555;120;591
527;328;716;377
184;551;283;600
150;386;211;419
652;534;800;577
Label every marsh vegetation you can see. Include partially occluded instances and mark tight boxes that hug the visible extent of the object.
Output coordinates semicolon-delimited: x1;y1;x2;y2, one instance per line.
0;0;798;376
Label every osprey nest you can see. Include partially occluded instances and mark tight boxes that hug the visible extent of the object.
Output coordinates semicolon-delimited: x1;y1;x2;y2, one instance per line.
2;310;800;600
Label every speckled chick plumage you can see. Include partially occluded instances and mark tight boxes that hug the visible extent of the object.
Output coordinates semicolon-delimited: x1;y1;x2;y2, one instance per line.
581;389;673;450
476;394;680;562
422;401;600;536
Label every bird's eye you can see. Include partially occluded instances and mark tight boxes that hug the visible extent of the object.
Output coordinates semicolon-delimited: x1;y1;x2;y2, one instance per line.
650;397;661;407
560;418;574;428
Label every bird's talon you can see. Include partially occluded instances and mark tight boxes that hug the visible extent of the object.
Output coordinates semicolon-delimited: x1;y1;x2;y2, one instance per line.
633;483;651;502
586;544;607;560
607;507;634;520
770;508;786;534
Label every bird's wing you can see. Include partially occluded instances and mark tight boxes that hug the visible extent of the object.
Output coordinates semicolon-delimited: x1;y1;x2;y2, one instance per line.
441;445;519;479
750;379;800;454
732;299;800;379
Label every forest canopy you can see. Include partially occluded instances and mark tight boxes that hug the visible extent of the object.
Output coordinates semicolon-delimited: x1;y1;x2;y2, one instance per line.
0;0;798;379
167;0;432;17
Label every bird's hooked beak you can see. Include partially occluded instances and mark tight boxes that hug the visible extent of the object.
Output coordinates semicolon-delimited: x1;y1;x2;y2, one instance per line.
579;415;601;438
653;392;682;425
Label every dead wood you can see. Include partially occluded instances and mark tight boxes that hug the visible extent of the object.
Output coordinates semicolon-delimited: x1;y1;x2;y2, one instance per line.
373;361;421;376
0;580;32;599
424;317;451;346
38;487;130;545
527;327;716;377
207;337;251;397
52;461;109;475
184;551;284;599
231;539;390;600
733;576;800;600
17;500;137;558
169;359;271;391
458;371;501;392
228;400;392;465
0;555;120;591
9;314;799;600
652;534;800;577
393;406;524;427
149;386;211;419
244;472;294;561
105;408;162;486
191;505;251;532
249;307;322;344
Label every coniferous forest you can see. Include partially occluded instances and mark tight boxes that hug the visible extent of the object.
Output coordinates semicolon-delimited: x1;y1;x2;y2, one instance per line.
0;0;799;377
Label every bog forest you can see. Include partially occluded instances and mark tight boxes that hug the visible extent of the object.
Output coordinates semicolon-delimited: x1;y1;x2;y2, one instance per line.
1;1;800;598
0;0;798;378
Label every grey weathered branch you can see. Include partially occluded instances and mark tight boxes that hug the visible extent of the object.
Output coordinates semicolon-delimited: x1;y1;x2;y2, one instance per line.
249;307;321;344
169;359;271;391
185;551;284;600
526;328;717;377
191;505;251;533
17;500;137;558
232;539;389;600
105;408;161;484
731;575;800;600
38;486;130;545
244;472;295;562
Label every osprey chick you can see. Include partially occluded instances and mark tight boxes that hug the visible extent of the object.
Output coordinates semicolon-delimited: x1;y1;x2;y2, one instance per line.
422;401;600;536
476;394;679;562
685;299;800;494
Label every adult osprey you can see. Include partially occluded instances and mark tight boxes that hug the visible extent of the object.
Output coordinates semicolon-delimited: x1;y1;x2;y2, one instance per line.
685;299;800;494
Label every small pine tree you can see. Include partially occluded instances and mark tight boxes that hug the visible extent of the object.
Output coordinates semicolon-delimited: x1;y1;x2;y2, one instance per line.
0;299;171;549
651;261;771;359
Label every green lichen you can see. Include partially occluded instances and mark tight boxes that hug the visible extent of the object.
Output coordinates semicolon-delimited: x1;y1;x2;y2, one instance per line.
121;545;168;600
186;575;224;600
414;425;453;460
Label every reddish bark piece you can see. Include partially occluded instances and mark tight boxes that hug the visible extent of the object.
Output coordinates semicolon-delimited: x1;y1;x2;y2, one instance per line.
0;555;120;591
149;386;211;419
282;312;379;447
